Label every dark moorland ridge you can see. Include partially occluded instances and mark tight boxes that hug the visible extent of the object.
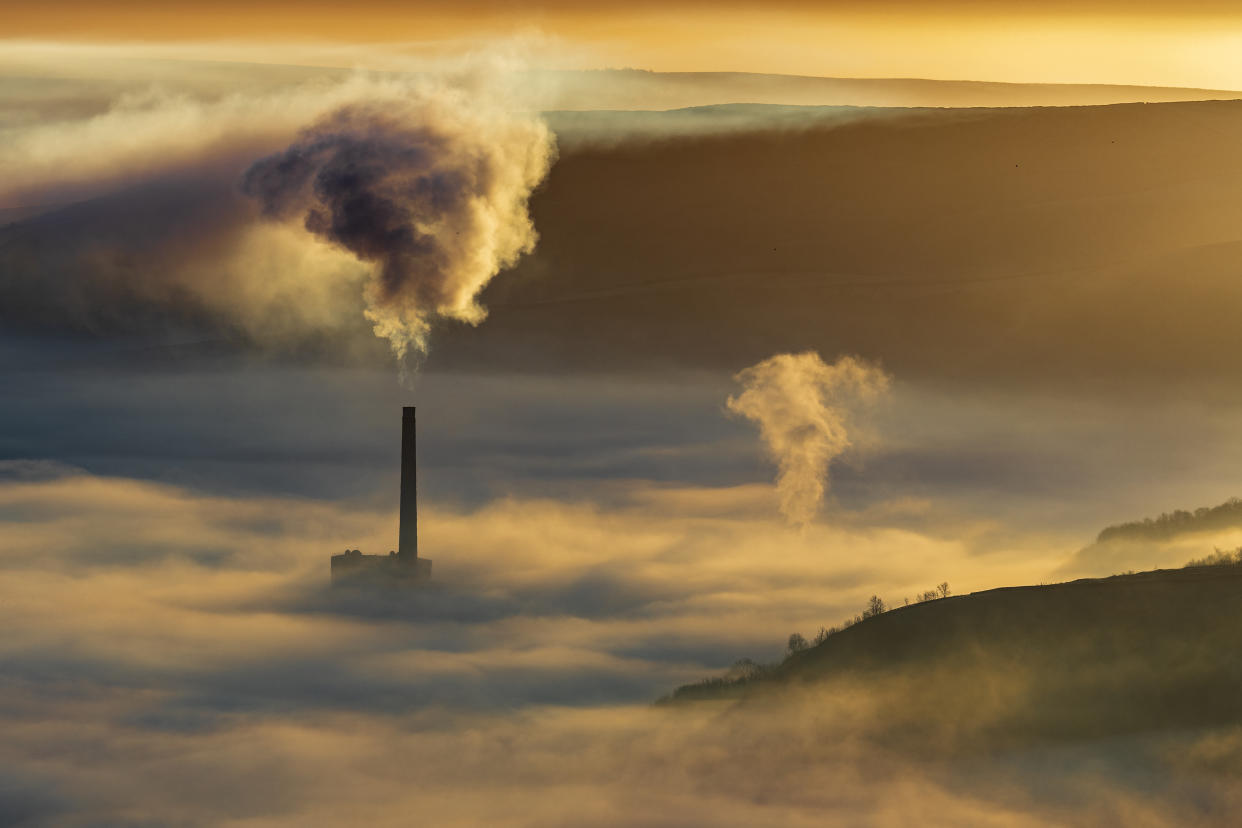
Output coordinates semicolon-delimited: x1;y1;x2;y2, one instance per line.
14;99;1242;391
664;565;1242;747
541;69;1242;110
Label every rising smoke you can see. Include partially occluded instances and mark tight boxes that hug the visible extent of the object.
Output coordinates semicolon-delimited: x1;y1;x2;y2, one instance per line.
242;87;556;363
728;352;890;525
0;58;557;364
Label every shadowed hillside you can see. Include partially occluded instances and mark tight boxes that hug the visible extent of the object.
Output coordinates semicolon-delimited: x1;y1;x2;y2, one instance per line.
443;98;1242;388
539;70;1242;110
665;564;1242;750
12;98;1242;394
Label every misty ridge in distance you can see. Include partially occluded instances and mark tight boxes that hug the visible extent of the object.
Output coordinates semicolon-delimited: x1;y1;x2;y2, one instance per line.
1094;497;1242;543
1059;495;1242;576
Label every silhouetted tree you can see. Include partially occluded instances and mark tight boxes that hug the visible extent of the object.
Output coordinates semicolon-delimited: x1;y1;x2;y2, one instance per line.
937;582;951;599
862;595;886;619
787;632;809;655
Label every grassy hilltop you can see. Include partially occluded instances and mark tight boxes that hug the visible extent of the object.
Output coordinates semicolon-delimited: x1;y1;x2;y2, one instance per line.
664;562;1242;750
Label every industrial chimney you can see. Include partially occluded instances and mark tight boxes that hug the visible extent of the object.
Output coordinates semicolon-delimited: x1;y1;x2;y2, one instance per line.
398;406;418;562
330;406;431;584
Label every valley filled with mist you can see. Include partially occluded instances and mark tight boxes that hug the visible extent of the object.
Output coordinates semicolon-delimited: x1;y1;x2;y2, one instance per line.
6;34;1242;826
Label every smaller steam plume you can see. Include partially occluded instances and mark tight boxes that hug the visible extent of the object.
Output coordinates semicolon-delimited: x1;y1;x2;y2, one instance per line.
242;87;555;363
727;352;890;526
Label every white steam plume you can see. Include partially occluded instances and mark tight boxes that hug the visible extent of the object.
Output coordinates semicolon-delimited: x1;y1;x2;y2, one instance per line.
727;352;890;526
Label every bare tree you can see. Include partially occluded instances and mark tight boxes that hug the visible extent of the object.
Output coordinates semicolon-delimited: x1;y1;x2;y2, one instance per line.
725;658;762;681
937;582;951;599
787;632;809;655
862;595;886;619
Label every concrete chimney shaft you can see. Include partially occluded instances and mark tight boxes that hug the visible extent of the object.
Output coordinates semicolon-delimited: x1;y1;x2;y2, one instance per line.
398;407;418;560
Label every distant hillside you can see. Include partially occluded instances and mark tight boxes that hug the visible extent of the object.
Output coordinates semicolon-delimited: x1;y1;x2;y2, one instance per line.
19;90;1242;390
1096;498;1242;544
1061;496;1242;576
664;565;1242;748
433;98;1242;389
539;69;1242;111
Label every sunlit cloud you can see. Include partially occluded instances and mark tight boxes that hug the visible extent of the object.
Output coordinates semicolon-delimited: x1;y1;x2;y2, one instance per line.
1;466;1214;824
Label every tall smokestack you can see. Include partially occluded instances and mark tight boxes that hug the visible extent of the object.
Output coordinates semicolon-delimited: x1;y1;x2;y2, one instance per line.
398;406;418;561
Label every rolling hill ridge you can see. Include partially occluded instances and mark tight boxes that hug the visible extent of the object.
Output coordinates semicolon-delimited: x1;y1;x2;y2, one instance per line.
666;564;1242;750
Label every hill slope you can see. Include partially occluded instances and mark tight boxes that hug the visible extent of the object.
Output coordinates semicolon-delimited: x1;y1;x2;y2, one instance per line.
666;565;1242;749
439;98;1242;389
539;69;1242;110
15;98;1242;394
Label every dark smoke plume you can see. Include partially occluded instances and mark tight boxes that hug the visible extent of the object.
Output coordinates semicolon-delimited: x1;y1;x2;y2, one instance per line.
242;93;554;361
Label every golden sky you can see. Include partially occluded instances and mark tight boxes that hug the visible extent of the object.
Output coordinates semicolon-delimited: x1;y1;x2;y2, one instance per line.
8;1;1242;88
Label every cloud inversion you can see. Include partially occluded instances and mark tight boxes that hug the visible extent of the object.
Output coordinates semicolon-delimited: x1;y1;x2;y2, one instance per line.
0;466;1228;826
728;352;890;525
